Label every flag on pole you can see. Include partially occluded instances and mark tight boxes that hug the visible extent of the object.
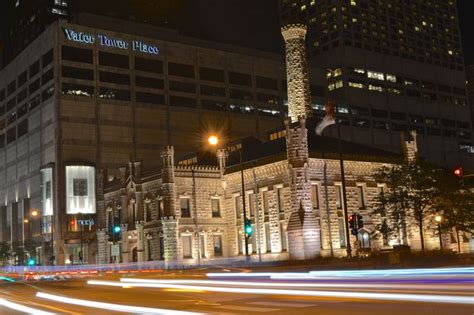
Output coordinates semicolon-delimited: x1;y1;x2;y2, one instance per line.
315;100;337;135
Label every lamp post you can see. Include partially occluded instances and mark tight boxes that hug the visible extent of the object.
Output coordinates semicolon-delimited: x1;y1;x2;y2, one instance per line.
435;215;443;251
23;210;38;263
326;68;352;258
208;135;250;263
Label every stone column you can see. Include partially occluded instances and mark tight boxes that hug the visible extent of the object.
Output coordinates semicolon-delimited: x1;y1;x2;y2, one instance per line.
136;221;145;263
96;228;110;264
161;146;176;217
281;24;312;122
285;118;321;260
162;217;179;264
121;223;129;263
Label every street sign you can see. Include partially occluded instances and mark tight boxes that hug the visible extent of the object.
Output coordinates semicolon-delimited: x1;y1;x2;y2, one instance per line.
111;244;120;257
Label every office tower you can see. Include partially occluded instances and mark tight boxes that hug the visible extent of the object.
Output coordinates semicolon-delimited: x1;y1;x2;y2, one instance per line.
278;0;472;169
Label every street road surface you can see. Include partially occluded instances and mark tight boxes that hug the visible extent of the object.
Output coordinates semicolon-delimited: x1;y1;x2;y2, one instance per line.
0;267;472;314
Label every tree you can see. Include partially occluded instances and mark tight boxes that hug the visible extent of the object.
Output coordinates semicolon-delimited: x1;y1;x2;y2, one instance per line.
437;187;474;252
0;242;12;266
373;159;450;251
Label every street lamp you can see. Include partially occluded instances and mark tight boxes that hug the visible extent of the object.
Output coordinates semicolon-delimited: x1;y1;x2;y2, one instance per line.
208;135;250;262
435;215;443;251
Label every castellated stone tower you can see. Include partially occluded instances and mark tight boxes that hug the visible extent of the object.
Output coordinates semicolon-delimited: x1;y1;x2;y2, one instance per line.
282;24;320;260
160;146;179;263
281;24;312;122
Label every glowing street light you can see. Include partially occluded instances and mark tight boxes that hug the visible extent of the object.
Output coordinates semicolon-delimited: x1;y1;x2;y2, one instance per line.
208;135;219;146
435;215;442;223
31;210;39;217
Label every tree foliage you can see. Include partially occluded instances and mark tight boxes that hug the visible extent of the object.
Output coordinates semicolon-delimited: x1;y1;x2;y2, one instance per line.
372;159;472;251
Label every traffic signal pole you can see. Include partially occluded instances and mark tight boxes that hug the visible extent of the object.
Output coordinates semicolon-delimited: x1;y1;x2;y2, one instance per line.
240;149;250;263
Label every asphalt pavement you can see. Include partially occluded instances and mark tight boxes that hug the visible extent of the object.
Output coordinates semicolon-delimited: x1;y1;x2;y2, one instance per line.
0;267;472;314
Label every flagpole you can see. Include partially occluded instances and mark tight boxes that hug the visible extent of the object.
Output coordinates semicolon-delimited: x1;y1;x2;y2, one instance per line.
334;99;352;258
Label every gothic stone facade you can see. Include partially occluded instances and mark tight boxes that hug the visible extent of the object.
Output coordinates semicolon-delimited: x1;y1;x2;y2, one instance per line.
97;144;470;264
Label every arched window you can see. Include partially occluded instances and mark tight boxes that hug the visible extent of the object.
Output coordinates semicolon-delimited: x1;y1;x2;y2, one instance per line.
358;230;371;249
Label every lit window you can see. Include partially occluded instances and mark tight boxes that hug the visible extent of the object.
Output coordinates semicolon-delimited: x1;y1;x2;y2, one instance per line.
448;50;453;55
351;0;357;6
51;8;67;15
354;68;365;74
300;5;306;11
333;68;342;77
349;82;365;89
335;80;343;89
404;80;414;86
367;71;384;81
211;198;221;218
386;74;397;83
368;85;383;92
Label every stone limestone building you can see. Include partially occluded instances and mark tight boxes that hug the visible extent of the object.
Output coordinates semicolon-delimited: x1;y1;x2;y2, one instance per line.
97;25;472;264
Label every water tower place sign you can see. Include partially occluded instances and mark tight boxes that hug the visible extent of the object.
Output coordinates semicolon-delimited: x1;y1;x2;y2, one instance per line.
63;28;159;55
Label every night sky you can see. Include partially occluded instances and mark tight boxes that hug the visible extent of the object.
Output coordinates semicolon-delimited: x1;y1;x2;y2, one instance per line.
0;1;473;66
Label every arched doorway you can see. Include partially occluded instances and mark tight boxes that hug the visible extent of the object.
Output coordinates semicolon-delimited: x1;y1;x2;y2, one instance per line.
358;229;371;249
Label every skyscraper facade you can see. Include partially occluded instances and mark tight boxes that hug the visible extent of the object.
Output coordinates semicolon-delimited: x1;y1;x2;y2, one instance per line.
278;0;472;169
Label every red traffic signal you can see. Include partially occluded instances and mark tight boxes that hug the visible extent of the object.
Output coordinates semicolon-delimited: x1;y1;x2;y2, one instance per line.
454;166;463;178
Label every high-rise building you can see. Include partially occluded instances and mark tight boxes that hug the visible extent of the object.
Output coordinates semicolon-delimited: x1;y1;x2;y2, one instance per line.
278;0;473;170
0;0;185;66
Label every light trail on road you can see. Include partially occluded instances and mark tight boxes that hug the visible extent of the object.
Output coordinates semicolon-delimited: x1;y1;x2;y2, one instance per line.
88;279;474;305
36;292;204;314
207;267;474;280
0;298;55;315
119;278;473;292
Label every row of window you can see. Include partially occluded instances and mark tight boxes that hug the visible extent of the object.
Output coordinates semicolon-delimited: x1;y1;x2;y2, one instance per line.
1;67;54;117
0;49;53;102
61;46;281;90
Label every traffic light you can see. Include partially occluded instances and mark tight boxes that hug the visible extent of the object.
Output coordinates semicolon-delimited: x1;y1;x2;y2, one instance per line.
112;217;122;242
244;219;253;238
357;214;364;229
454;166;463;178
27;258;36;266
349;214;358;235
349;214;356;230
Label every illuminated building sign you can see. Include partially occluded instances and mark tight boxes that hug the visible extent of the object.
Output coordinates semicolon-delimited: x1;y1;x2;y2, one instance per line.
63;28;159;55
77;219;95;226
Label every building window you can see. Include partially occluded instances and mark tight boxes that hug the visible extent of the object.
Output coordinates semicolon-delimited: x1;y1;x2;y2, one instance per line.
213;235;223;256
357;186;365;209
62;46;93;63
168;62;194;78
277;187;284;213
135;57;163;73
211;198;221;218
256;76;278;90
265;223;271;252
99;71;130;85
182;235;192;258
158;200;164;219
99;51;129;68
62;66;94;81
358;230;370;249
262;191;269;215
199;67;224;82
145;202;152;222
248;193;255;217
335;185;343;209
180;198;191;218
338;218;346;248
99;87;130;101
169;95;196;108
135;76;164;89
200;85;226;97
229;71;252;86
280;223;287;251
234;195;241;219
367;71;384;81
62;83;94;97
136;92;164;105
311;184;319;209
